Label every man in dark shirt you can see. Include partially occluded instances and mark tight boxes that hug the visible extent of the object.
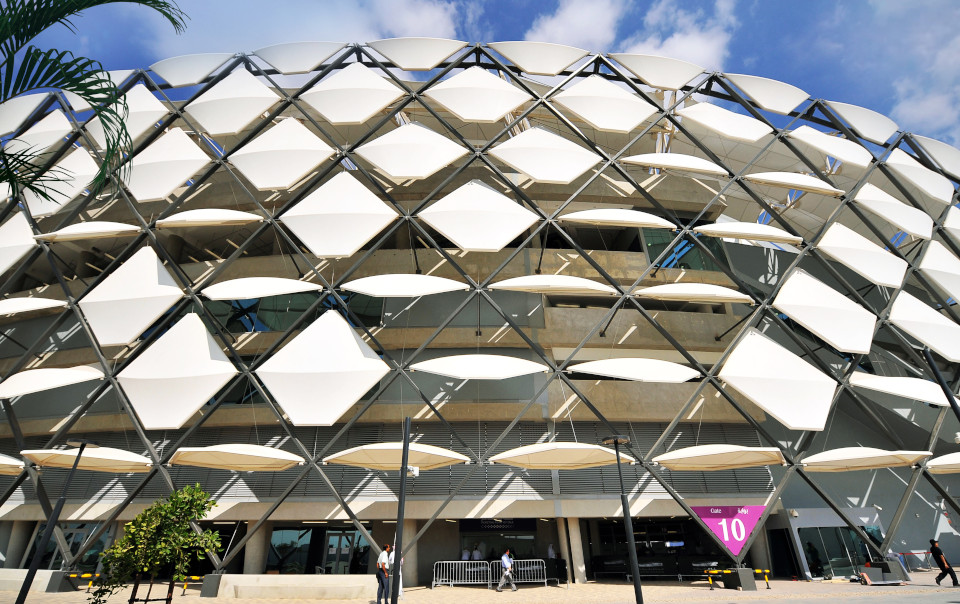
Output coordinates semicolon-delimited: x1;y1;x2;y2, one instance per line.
931;539;959;586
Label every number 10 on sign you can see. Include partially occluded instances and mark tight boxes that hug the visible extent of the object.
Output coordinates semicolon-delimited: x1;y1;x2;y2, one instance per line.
690;505;766;557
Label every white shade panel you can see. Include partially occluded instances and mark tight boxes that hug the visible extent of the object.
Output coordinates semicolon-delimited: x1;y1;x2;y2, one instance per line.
849;372;948;407
253;41;345;74
185;69;280;135
369;37;467;71
489;127;601;185
230;118;335;190
802;447;929;472
149;53;233;87
323;442;469;471
202;277;323;300
126;127;210;201
677;103;772;143
569;358;699;383
825;100;898;145
35;221;139;242
559;208;675;230
341;274;469;298
417;180;539;252
621;152;727;177
743;172;844;197
489;442;633;470
62;70;134;113
117;313;238;430
552;75;658;133
0;453;23;476
0;213;36;276
919;240;960;302
787;125;872;169
0;297;66;317
945;206;960;241
609;54;704;90
354;122;468;180
4;109;71;155
693;221;802;244
653;444;786;471
488;41;588;76
816;223;907;288
0;366;103;399
410;354;548;380
489;274;617;296
724;74;808;115
718;328;838;431
888;291;960;363
20;147;99;217
0;93;48;136
772;269;876;354
300;63;404;125
914;135;960;179
279;172;399;258
86;84;169;149
853;183;932;239
78;246;184;346
22;447;153;473
927;452;960;474
635;283;753;305
423;67;531;123
155;208;263;229
170;444;304;471
885;148;955;205
255;311;390;426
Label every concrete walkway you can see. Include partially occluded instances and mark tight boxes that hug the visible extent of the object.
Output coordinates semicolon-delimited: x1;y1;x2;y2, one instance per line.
5;578;958;604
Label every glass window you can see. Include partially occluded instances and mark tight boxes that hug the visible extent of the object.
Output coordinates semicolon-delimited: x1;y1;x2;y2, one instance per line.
642;229;727;272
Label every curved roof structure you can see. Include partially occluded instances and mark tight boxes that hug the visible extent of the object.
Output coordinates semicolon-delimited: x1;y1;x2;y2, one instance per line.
489;442;633;470
323;442;469;471
653;444;786;471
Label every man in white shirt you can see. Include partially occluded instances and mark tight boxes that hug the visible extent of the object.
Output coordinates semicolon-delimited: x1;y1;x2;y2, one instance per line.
376;543;391;604
461;547;470;560
471;543;483;561
496;548;518;592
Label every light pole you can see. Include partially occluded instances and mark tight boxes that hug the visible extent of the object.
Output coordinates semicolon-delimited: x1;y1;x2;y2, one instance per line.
390;417;411;604
15;439;98;604
602;435;643;604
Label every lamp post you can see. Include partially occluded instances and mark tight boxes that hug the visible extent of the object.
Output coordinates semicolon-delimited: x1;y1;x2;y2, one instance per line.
602;435;643;604
390;417;411;604
15;439;98;604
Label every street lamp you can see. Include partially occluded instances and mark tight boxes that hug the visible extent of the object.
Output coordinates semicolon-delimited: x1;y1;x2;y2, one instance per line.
15;438;99;604
602;435;643;604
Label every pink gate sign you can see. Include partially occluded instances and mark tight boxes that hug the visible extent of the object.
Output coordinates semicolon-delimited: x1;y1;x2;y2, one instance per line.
690;505;766;556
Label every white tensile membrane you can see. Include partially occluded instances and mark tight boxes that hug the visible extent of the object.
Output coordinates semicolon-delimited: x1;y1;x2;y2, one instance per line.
368;37;467;71
21;447;154;473
489;126;601;185
125;127;210;201
299;62;404;125
918;240;960;302
815;223;907;288
489;442;633;470
884;148;955;205
3;109;71;155
887;291;960;363
86;84;169;149
653;444;786;471
35;221;139;242
787;125;872;169
0;453;23;476
0;366;103;399
155;208;263;228
621;152;727;177
552;75;658;133
634;283;754;305
0;297;66;317
724;73;809;115
185;69;280;135
824;100;898;145
253;41;345;75
410;354;548;380
609;54;704;90
170;444;305;471
341;274;469;298
853;183;932;239
743;171;844;197
489;274;617;296
927;453;960;474
676;103;772;143
848;372;948;407
487;41;588;76
354;122;468;180
422;66;531;123
558;208;675;230
568;358;699;383
229;118;336;190
0;213;37;276
20;146;100;218
202;277;323;300
323;442;469;471
149;53;233;87
801;447;930;472
693;221;802;245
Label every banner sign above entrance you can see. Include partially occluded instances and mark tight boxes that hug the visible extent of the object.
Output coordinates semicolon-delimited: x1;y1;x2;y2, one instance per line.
690;505;766;556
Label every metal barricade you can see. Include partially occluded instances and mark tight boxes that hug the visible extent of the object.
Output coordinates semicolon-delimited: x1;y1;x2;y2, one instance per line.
491;559;548;587
432;560;493;589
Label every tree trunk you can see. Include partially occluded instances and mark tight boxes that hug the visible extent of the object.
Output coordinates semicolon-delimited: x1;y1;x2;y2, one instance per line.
165;578;175;603
128;574;140;604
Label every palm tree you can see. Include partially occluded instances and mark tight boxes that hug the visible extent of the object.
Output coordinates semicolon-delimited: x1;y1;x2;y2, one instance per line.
0;1;187;204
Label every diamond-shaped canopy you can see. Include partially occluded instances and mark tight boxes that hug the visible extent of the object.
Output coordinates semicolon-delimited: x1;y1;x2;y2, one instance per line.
552;75;658;133
0;93;48;136
117;313;238;430
718;328;838;431
150;53;233;87
787;125;872;169
853;183;932;239
417;180;538;252
300;62;405;125
635;283;753;305
489;127;601;184
410;354;548;380
744;172;843;197
927;453;960;474
654;444;786;471
622;152;727;177
22;447;153;473
489;275;617;296
0;297;66;317
255;311;390;426
423;67;531;123
488;41;588;76
0;366;102;399
0;453;23;476
849;372;949;407
802;447;929;472
677;103;772;143
170;444;304;471
609;54;704;90
20;147;99;217
724;73;809;115
155;208;263;229
254;41;345;74
569;358;699;383
885;148;955;205
126;127;210;201
919;240;960;301
772;269;877;354
368;37;467;71
4;109;71;155
341;274;469;298
35;221;139;242
0;213;37;276
825;101;898;145
185;69;280;135
693;221;802;244
78;246;184;346
279;172;399;258
229;118;336;190
559;208;675;229
489;442;632;470
323;442;469;471
202;277;323;300
816;223;907;288
914;135;960;180
888;291;960;362
87;84;169;149
354;122;468;180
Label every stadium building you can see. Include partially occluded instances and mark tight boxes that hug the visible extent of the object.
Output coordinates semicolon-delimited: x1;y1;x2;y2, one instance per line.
1;37;960;593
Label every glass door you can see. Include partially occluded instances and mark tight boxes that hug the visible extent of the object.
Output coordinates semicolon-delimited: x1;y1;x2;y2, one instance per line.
322;531;354;574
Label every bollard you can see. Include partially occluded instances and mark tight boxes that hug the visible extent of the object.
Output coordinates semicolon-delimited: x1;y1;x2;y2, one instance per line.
707;571;714;590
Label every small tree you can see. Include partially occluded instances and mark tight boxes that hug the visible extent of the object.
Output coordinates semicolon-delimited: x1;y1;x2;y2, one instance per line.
90;484;221;604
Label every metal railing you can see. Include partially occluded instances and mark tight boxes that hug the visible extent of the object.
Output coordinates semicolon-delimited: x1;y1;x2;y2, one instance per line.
432;560;493;589
492;559;548;587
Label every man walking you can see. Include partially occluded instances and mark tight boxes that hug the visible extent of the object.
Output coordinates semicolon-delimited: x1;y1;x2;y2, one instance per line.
931;539;959;587
496;547;518;592
376;543;391;604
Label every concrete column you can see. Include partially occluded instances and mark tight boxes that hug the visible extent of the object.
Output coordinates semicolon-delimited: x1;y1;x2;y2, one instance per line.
566;517;587;583
4;520;33;569
242;521;271;574
748;526;772;572
400;519;418;587
556;518;571;568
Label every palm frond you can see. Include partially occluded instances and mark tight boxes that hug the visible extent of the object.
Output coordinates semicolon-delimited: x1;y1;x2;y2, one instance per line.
0;145;74;204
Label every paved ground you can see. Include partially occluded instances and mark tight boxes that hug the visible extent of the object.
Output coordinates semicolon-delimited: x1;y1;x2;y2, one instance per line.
6;577;960;604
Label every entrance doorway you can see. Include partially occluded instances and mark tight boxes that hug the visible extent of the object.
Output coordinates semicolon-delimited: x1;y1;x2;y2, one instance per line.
321;530;370;574
798;526;874;579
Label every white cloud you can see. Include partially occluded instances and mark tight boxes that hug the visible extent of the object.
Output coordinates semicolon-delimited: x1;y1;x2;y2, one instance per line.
619;0;738;71
524;0;631;52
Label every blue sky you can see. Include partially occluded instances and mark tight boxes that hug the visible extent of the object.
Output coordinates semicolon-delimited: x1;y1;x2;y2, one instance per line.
32;0;960;145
